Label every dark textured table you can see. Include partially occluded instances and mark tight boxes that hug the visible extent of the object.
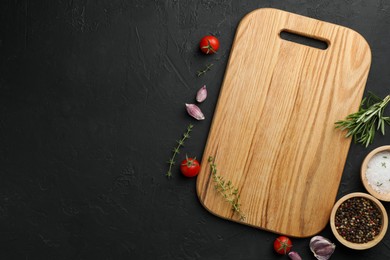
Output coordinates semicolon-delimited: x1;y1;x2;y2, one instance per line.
1;1;390;259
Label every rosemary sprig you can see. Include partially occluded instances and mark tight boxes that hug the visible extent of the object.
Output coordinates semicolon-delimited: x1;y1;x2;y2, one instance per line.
335;92;390;147
208;156;245;221
167;124;193;178
197;63;213;77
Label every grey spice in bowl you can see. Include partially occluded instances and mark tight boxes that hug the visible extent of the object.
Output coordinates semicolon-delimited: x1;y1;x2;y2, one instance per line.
361;145;390;201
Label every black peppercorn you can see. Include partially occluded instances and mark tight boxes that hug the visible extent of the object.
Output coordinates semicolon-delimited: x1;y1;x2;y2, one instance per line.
335;197;382;244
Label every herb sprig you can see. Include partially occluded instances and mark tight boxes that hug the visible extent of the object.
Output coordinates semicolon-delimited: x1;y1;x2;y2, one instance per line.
335;92;390;147
208;156;245;221
167;124;193;178
197;63;213;77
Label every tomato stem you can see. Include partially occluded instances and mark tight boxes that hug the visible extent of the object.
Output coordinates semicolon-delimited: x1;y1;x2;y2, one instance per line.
277;238;292;254
182;155;197;167
201;39;217;54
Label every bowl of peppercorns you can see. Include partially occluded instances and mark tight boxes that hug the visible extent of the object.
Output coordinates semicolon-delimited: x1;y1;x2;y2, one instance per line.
330;192;388;250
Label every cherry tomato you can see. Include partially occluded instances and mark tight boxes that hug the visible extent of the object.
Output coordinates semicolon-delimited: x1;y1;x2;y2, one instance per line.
180;157;200;177
199;35;220;54
273;236;292;255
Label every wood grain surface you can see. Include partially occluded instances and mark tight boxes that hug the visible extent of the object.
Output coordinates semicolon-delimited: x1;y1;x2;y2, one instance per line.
196;8;371;237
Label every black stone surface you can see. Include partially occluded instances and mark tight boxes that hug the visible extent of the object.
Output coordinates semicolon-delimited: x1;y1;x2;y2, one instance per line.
1;1;390;259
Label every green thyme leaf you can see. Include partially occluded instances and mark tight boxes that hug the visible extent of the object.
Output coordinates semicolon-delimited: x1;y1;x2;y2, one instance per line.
208;156;245;221
166;124;193;178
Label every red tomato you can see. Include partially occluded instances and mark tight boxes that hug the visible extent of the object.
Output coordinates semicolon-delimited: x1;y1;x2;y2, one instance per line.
273;236;292;255
180;157;200;177
199;35;220;54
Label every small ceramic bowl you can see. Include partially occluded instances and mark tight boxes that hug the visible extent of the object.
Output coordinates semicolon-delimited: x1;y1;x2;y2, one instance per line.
361;145;390;201
330;192;388;250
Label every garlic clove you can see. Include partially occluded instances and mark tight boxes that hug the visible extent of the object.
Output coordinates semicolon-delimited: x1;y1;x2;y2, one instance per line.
185;103;205;120
288;251;302;260
310;236;336;260
196;85;207;103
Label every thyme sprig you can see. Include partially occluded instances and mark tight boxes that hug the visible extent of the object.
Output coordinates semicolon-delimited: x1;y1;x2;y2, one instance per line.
167;124;193;178
197;63;213;77
335;92;390;147
208;156;245;221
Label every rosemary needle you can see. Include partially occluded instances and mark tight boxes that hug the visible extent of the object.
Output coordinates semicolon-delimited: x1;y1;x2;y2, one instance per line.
335;92;390;147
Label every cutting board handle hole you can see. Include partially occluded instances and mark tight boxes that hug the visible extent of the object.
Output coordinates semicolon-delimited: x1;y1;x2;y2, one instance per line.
280;30;328;50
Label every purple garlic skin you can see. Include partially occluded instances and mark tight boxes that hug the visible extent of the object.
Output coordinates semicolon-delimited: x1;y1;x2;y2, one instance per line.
310;236;336;260
185;103;205;120
288;251;302;260
196;85;207;103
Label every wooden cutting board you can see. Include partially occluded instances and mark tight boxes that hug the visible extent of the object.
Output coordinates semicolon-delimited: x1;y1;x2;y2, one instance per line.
196;8;371;237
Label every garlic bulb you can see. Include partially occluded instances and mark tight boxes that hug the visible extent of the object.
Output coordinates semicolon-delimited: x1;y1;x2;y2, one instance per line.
310;236;336;260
